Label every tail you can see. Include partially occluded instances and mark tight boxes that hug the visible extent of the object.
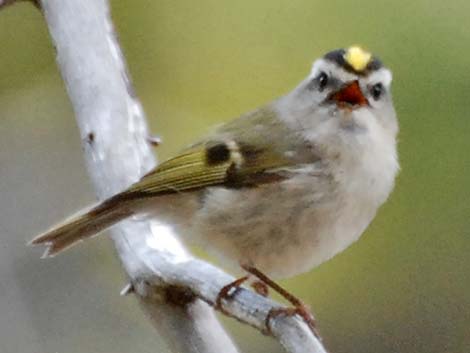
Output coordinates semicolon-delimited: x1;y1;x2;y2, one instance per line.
29;194;136;257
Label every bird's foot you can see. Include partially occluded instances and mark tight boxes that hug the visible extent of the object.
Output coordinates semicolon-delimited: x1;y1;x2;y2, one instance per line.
265;303;320;338
240;264;320;338
214;275;249;314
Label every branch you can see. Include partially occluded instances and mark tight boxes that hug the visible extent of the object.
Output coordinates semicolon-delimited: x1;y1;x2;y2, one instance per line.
14;0;329;352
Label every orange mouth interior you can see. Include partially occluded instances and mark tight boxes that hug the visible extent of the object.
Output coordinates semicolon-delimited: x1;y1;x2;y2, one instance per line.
330;81;368;108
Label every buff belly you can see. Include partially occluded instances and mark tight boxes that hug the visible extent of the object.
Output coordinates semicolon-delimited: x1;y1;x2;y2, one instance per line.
145;151;393;279
186;172;377;279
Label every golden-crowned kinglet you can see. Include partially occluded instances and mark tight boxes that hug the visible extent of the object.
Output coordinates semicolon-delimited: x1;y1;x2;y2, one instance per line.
31;46;399;280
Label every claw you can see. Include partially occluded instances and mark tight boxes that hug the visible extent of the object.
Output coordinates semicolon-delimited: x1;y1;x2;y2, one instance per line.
214;276;248;314
240;264;320;338
265;304;320;338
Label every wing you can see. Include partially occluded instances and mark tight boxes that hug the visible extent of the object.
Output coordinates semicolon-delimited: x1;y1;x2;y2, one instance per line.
124;140;290;199
123;106;320;198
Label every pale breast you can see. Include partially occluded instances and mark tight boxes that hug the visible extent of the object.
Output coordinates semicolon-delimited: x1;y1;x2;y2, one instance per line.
189;165;341;278
150;128;398;279
190;136;398;278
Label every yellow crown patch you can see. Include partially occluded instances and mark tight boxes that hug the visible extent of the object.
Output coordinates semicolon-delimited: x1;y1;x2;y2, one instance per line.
344;46;372;72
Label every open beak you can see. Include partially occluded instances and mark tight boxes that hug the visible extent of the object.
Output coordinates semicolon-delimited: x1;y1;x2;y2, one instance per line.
329;80;368;109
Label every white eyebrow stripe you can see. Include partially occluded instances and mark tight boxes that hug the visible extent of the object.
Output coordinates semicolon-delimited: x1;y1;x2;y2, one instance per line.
310;58;393;89
366;68;393;87
310;59;357;82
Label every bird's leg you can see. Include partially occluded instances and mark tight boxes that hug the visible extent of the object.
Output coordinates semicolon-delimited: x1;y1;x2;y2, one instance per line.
214;275;249;315
265;306;320;339
241;264;320;338
241;265;305;306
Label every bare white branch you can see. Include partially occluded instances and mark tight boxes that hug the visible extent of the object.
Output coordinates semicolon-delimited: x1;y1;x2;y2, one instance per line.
22;0;330;352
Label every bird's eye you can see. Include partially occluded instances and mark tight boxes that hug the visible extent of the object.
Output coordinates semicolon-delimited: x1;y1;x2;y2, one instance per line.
317;72;328;91
371;83;384;100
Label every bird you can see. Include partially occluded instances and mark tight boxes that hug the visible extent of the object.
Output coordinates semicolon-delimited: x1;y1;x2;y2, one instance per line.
30;46;399;330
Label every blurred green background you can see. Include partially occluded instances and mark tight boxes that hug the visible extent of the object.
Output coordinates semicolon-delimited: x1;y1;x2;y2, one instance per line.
0;1;469;352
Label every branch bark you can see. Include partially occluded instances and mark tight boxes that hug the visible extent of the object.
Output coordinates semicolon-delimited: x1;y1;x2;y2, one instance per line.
9;0;329;352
